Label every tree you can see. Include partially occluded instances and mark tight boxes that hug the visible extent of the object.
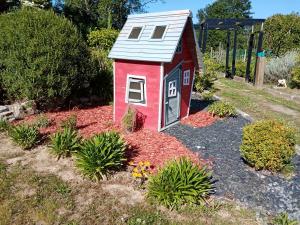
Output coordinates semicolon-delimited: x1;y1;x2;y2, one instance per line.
0;8;90;108
197;0;252;49
264;13;300;56
64;0;162;36
0;0;20;13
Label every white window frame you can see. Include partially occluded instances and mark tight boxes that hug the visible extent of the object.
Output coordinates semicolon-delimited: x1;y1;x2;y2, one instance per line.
127;26;144;41
168;80;177;97
125;75;147;106
183;70;190;86
149;25;169;41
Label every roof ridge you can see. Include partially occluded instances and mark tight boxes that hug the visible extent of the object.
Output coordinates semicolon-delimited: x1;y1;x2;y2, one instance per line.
128;10;192;19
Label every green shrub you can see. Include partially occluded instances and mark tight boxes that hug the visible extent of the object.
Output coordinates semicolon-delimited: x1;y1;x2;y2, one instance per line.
75;131;126;181
0;119;10;132
240;120;296;172
60;115;77;130
0;8;90;108
194;72;215;93
201;91;215;101
34;114;53;128
88;28;119;51
147;158;215;209
121;106;137;132
272;212;298;225
290;66;300;89
50;128;81;159
208;101;237;117
9;124;40;149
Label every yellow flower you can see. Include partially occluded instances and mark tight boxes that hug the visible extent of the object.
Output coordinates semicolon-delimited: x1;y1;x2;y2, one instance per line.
132;172;139;177
136;173;142;178
133;167;139;173
144;161;151;167
129;161;134;166
138;161;144;166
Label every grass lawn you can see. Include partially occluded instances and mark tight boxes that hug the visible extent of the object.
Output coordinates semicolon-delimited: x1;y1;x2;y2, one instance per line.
215;77;300;143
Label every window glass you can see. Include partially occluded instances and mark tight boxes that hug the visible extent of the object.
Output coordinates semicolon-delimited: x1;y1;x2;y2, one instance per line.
168;80;177;97
176;39;182;53
151;25;167;39
127;77;146;104
183;70;190;85
128;27;143;39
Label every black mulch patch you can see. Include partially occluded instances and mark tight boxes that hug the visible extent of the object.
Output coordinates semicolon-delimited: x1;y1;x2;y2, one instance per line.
165;114;300;220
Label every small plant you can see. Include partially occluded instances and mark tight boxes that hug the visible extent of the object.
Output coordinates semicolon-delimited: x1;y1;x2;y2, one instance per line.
290;66;300;89
272;212;298;225
60;114;77;130
75;131;126;181
130;161;152;186
9;124;40;149
147;157;215;209
201;91;215;101
49;128;81;159
240;120;296;172
34;114;53;128
0;119;10;132
121;106;137;132
208;101;237;117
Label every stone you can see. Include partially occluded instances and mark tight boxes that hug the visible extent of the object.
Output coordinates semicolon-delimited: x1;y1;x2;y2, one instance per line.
10;102;25;119
0;105;8;113
21;100;36;115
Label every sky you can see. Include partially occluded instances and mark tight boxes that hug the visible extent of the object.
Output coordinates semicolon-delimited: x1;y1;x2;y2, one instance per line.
146;0;300;20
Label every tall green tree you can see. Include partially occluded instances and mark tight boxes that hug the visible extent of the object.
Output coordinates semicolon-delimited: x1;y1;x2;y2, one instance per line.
197;0;252;50
264;13;300;56
64;0;162;36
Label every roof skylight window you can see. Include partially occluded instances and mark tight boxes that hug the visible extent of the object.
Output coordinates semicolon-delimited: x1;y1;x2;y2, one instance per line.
128;26;143;39
151;25;167;39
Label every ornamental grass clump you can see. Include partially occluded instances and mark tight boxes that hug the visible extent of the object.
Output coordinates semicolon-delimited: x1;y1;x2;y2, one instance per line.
121;106;137;132
9;124;40;149
240;120;296;172
147;157;215;209
34;114;53;128
49;128;81;159
75;131;126;181
208;101;237;118
60;114;77;130
0;119;10;133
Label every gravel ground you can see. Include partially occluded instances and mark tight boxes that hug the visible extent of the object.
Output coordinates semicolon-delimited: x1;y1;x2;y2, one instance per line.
165;100;300;220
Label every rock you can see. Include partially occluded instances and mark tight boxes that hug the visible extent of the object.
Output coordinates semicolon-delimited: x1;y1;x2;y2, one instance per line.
0;105;8;113
21;100;36;115
10;102;25;119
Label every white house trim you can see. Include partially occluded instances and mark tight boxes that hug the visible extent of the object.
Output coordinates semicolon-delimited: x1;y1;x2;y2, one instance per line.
158;63;164;131
149;24;169;41
187;67;196;117
113;60;116;121
125;74;147;106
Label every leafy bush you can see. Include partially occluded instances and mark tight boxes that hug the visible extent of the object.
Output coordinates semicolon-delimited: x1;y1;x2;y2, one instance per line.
9;124;40;149
272;212;298;225
122;106;137;132
0;119;10;132
50;128;81;159
264;51;298;84
208;101;237;117
240;120;296;172
235;60;255;79
201;91;215;101
88;28;119;51
75;131;126;181
194;72;215;93
147;157;215;209
60;115;77;130
290;65;300;89
34;114;53;128
0;8;89;108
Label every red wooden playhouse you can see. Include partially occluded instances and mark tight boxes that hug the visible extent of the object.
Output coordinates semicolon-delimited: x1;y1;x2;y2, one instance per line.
109;10;201;131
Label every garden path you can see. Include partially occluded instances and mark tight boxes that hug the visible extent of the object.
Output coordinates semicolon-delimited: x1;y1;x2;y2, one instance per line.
165;99;300;220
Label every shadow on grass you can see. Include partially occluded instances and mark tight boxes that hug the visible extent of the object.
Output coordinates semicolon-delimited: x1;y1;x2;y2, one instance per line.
189;98;216;115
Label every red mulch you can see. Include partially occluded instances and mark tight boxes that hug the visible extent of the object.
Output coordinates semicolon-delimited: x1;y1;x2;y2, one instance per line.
181;111;218;128
18;105;213;170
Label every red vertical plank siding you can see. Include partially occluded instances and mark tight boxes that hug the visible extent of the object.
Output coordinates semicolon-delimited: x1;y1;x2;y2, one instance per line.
161;20;195;128
114;59;161;131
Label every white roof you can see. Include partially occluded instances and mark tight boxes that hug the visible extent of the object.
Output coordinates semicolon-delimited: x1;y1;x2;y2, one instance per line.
108;10;194;63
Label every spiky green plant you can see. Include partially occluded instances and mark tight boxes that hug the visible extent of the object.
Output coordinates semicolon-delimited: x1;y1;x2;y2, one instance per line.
0;119;10;132
49;128;81;159
147;157;215;209
60;114;77;130
273;212;299;225
34;114;53;128
9;124;40;149
75;131;126;181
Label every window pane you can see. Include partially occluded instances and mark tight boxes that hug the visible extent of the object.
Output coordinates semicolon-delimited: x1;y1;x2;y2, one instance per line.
129;27;142;39
152;25;167;39
129;91;142;100
129;81;141;90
